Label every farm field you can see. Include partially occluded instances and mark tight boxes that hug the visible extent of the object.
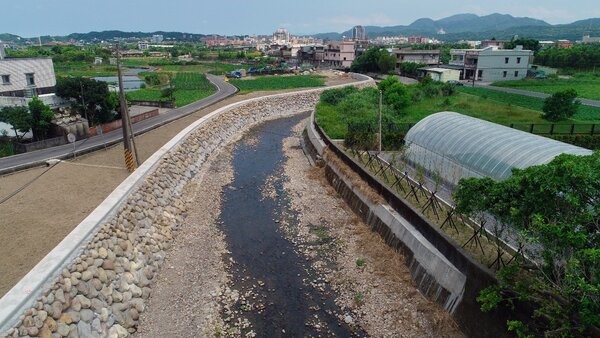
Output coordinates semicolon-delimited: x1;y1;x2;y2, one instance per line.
54;62;117;77
492;72;600;100
127;72;215;107
230;75;325;93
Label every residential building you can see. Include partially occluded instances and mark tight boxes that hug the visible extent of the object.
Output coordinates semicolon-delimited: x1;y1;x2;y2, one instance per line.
582;35;600;43
150;34;163;43
449;46;533;82
0;57;66;137
352;26;367;41
323;41;355;68
0;58;56;99
480;39;505;49
556;39;573;48
392;48;440;72
298;45;325;66
272;28;290;45
418;67;461;82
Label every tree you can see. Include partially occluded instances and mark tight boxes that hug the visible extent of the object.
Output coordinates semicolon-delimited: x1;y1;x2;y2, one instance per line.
542;89;580;121
454;152;600;337
55;77;116;125
351;47;396;74
28;97;55;140
378;76;410;113
0;106;31;141
505;38;541;55
398;62;426;77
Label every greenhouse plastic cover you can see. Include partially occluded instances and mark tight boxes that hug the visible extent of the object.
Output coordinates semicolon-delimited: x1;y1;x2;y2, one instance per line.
404;112;593;186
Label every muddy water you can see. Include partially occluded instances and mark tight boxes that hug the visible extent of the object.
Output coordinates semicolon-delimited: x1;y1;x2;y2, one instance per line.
219;114;361;337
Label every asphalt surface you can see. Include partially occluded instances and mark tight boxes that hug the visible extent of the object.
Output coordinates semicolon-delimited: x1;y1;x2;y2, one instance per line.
474;83;600;107
0;74;237;175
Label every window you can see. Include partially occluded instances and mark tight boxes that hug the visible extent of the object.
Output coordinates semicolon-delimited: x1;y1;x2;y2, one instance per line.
517;57;521;64
25;73;35;86
503;71;507;78
514;71;519;77
1;75;9;84
505;57;509;64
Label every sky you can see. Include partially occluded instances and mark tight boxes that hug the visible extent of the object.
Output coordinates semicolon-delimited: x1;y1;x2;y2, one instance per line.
2;0;599;38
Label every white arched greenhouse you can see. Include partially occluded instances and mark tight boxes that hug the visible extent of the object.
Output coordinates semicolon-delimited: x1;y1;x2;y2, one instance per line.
404;112;593;187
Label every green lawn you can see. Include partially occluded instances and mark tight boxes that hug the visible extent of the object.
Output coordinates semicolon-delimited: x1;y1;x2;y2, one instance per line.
492;72;600;100
230;75;325;93
457;86;600;122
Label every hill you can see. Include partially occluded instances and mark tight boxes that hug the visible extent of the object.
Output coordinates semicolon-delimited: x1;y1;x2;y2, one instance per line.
314;13;599;41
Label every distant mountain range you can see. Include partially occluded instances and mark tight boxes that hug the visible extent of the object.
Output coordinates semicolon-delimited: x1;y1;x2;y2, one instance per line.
315;13;600;41
0;31;207;44
1;13;599;44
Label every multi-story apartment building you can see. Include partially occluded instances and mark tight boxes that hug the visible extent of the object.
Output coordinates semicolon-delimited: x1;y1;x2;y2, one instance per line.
392;48;440;71
323;41;355;68
449;46;533;82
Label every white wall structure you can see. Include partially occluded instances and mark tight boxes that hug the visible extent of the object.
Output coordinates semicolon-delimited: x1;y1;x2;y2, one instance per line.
450;46;533;82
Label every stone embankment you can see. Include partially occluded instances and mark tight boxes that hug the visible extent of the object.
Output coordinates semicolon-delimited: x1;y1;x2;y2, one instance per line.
0;76;374;338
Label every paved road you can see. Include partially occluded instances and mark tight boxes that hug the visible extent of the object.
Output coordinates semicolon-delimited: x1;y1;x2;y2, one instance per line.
474;83;600;107
0;74;238;175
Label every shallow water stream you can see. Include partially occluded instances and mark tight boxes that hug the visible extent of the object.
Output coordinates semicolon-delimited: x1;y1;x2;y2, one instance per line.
218;114;362;337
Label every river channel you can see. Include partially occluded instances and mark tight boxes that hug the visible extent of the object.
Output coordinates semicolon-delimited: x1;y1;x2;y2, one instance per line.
218;113;363;337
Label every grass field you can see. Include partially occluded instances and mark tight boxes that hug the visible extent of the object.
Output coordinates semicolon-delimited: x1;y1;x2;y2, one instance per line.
127;73;214;107
54;62;117;77
492;72;600;100
230;75;325;93
457;86;600;122
316;87;600;141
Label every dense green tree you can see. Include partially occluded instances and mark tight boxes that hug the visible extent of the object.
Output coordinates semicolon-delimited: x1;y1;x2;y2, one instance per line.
351;47;396;73
28;97;55;140
454;152;600;337
55;77;117;125
0;106;31;140
535;45;600;69
398;62;426;77
378;76;410;113
505;38;541;55
542;89;580;121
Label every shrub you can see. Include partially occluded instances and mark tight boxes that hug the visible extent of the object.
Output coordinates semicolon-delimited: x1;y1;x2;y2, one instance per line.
320;86;358;105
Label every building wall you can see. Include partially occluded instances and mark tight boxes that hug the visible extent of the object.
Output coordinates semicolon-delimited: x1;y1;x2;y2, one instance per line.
0;58;56;96
477;49;532;82
450;48;532;82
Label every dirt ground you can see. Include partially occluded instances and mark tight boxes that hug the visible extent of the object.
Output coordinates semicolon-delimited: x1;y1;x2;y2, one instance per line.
0;75;356;297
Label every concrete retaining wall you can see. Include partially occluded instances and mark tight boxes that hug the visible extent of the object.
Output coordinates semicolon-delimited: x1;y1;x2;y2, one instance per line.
305;110;509;337
0;75;376;338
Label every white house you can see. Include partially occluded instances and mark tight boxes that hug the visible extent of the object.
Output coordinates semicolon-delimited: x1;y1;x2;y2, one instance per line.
449;46;533;82
0;57;67;108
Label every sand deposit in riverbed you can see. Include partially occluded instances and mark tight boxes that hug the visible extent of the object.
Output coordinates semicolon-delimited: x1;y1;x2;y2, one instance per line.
279;120;465;337
137;115;463;337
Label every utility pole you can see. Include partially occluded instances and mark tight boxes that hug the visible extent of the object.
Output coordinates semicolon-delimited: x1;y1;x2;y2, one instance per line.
79;80;88;122
116;43;139;172
378;90;382;154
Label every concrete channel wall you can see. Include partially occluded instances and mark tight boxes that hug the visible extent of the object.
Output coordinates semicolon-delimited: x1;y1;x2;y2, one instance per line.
0;74;375;338
304;111;509;337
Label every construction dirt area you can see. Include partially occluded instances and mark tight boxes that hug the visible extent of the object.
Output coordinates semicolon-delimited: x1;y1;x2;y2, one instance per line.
0;73;356;297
